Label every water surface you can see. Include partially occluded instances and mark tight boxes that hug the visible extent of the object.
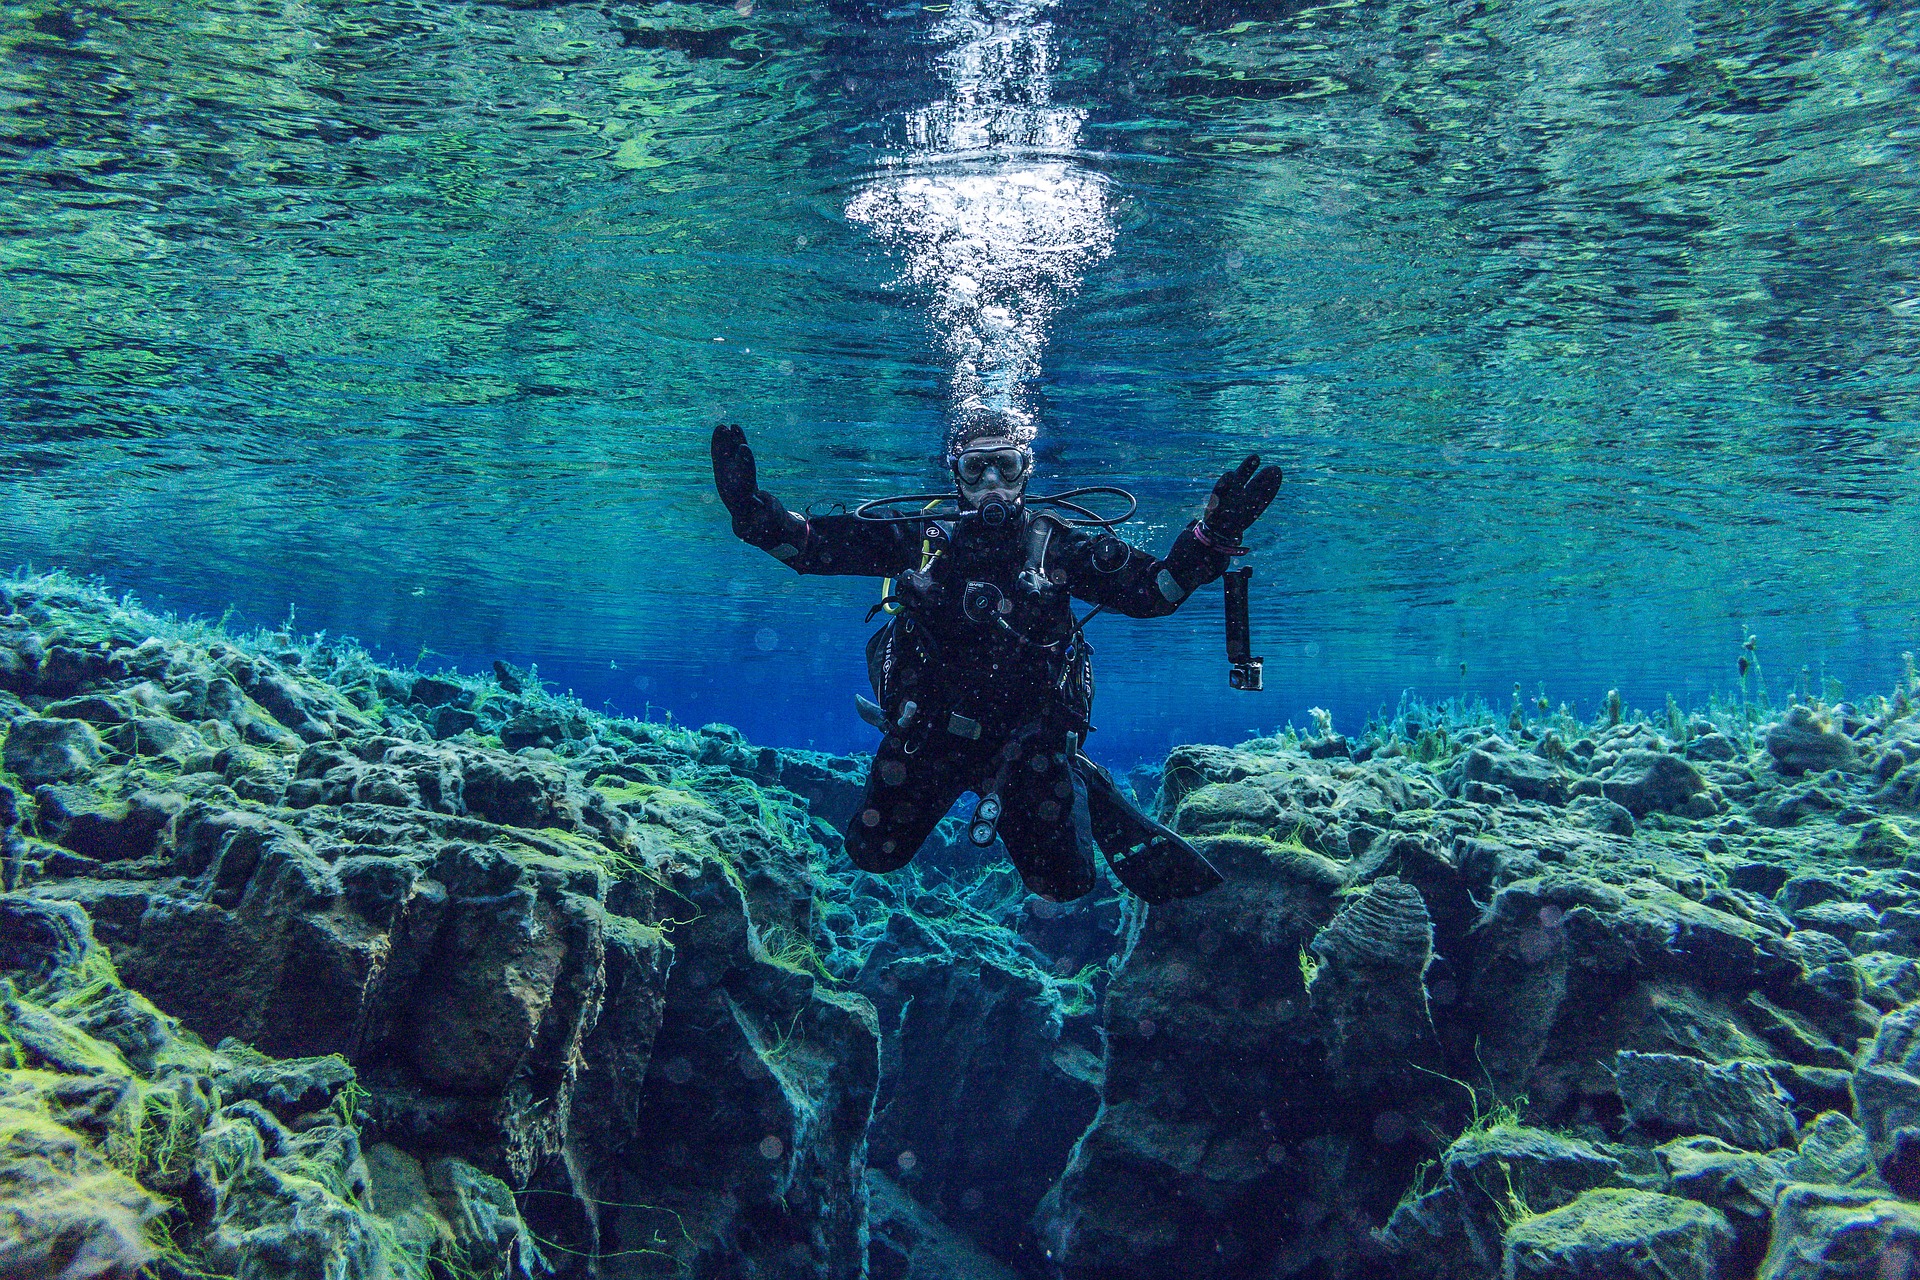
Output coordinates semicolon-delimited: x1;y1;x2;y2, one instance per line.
3;0;1916;761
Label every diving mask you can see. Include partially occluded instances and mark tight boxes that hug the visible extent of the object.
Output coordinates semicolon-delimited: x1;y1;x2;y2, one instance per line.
953;445;1032;487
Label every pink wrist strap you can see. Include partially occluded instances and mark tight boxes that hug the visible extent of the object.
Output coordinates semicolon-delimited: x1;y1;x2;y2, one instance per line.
1191;520;1248;556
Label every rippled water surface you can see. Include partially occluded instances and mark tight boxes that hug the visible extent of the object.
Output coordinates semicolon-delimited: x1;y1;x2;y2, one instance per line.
3;0;1917;760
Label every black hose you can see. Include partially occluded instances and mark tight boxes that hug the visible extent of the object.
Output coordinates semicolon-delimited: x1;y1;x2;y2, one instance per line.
852;486;1137;528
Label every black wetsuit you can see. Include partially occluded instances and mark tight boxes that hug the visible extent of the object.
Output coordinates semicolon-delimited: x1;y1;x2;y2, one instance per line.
745;506;1232;898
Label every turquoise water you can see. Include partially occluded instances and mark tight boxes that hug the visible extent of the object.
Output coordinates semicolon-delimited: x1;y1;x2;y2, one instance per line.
3;0;1916;763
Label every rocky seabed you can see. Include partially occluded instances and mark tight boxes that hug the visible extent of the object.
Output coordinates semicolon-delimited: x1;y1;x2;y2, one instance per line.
4;573;1920;1279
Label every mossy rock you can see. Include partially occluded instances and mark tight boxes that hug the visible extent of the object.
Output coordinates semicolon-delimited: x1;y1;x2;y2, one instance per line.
1616;1052;1796;1151
1856;819;1916;867
1503;1188;1735;1279
0;1090;165;1279
1442;1125;1620;1265
1758;1183;1920;1280
3;716;105;789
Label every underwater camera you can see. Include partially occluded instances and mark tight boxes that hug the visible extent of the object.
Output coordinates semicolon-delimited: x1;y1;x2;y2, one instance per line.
1225;567;1263;692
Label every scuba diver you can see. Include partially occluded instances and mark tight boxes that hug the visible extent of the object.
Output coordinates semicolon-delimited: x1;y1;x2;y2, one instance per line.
710;422;1282;904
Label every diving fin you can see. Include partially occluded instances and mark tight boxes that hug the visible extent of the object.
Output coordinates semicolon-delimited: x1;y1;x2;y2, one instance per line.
855;695;887;731
1072;753;1224;905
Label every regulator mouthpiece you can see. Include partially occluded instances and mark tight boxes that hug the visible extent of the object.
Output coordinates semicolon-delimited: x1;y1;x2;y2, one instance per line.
978;499;1014;527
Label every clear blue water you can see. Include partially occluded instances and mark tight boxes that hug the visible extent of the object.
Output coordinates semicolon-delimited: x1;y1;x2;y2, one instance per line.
3;0;1916;764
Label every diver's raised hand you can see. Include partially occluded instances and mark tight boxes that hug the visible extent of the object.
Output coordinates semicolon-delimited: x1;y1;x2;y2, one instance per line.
1201;454;1283;545
712;423;805;552
711;424;761;522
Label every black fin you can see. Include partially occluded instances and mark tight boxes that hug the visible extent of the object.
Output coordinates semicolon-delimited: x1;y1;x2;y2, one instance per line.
1073;754;1224;905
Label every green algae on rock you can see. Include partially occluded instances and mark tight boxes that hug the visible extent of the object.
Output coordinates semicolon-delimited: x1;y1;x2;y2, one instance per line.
1501;1188;1735;1279
5;571;1920;1279
0;573;1114;1278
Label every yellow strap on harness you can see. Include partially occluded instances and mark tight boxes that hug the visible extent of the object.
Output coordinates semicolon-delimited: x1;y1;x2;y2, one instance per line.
880;501;945;614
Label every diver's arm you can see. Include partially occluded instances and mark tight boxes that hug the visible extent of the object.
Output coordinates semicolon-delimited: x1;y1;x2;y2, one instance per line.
1062;526;1231;618
710;426;917;575
1063;454;1283;618
712;424;808;559
783;513;919;577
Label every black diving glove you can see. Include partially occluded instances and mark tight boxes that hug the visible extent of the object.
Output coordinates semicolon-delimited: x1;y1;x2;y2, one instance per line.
1200;453;1283;546
711;424;805;552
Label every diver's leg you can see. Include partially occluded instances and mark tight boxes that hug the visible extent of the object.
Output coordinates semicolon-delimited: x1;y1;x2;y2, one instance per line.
997;728;1095;901
845;735;967;873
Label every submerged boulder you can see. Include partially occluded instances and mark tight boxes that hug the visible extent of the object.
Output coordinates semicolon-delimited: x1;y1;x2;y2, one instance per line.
0;1097;164;1280
1615;1052;1796;1151
1757;1184;1920;1280
1308;876;1442;1094
1658;1135;1785;1264
3;715;104;788
1446;743;1571;805
1502;1189;1735;1280
1783;1111;1881;1189
1765;706;1859;777
1589;750;1709;818
1441;1126;1620;1269
1851;1001;1920;1196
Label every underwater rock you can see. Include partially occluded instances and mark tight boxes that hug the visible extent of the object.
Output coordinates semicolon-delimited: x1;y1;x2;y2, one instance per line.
1765;706;1860;777
0;889;435;1280
1740;992;1851;1070
1437;1126;1620;1270
10;574;1920;1279
1502;1189;1735;1280
1851;1001;1920;1196
1565;794;1635;835
581;855;879;1278
1042;834;1349;1274
1686;732;1739;763
1615;1052;1796;1150
1378;1184;1478;1280
1756;1183;1920;1280
1582;750;1709;818
1791;898;1880;940
1782;1111;1882;1189
351;1148;529;1280
1855;951;1920;1008
867;1171;1022;1280
498;707;574;752
1879;759;1920;810
427;1155;542;1277
1445;741;1571;805
1854;818;1916;866
363;1143;453;1259
1307;876;1441;1094
213;1047;356;1125
854;903;1102;1260
0;1099;165;1280
1657;1135;1785;1265
4;714;105;787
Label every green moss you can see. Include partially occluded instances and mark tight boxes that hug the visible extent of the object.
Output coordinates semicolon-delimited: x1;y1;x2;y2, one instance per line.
1857;819;1915;867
